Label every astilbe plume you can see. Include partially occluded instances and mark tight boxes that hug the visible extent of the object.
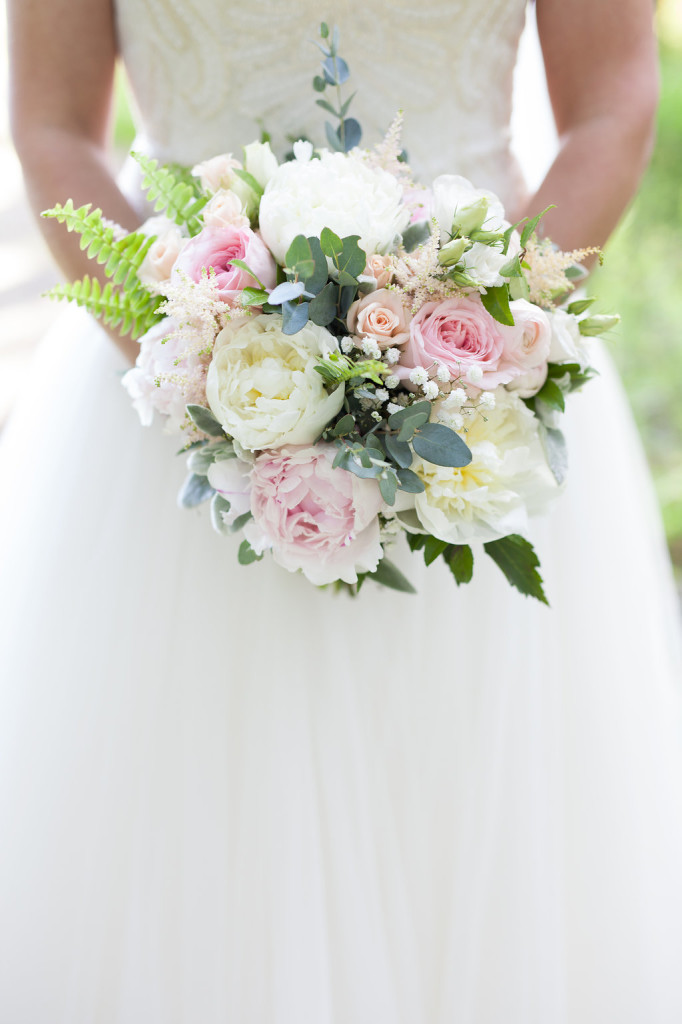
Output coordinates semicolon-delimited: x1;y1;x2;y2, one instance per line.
524;237;601;308
392;220;462;313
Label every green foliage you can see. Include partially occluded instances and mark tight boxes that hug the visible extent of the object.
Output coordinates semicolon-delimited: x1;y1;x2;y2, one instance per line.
132;151;207;235
186;404;225;437
312;24;363;153
178;473;215;509
480;284;514;326
42;200;155;289
45;275;161;340
315;353;386;387
483;534;548;605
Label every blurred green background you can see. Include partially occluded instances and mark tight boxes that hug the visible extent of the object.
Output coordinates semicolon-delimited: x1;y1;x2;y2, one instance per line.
43;3;682;582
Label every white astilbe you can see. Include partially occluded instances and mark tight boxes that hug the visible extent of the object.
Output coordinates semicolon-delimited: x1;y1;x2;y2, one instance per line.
392;219;461;313
367;112;412;186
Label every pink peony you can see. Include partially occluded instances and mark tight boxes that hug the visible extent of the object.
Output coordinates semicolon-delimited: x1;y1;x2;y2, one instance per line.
397;295;520;390
173;225;276;305
347;288;411;349
247;444;384;586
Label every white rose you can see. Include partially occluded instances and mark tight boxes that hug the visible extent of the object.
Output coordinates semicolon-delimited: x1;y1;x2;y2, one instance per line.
206;313;345;451
409;392;559;544
137;216;187;287
432;174;506;242
549;308;591;369
259;150;410;265
505;363;548;399
192;152;258;217
243;140;279;189
462;242;509;288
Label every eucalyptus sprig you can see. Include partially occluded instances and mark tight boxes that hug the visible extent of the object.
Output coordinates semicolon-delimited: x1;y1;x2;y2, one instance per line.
312;23;362;153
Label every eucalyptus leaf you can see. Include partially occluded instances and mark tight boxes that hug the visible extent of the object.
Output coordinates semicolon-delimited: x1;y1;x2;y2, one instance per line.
313;75;327;92
379;471;398;506
268;280;306;305
284;235;314;277
322;55;350;86
305;236;329;295
483;534;548;605
397;413;428;442
281;299;309;335
412;422;472;467
308;281;337;326
396;468;425;493
332;414;356;437
320;227;343;258
339;117;362;151
385;435;413;468
388;400;431;429
316;98;341;119
186;404;224;437
325;120;343;152
178;472;215;509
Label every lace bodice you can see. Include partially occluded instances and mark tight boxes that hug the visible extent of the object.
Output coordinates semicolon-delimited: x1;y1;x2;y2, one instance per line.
115;0;529;210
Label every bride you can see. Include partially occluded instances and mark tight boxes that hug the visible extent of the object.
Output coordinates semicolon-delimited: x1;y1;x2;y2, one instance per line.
2;1;682;1020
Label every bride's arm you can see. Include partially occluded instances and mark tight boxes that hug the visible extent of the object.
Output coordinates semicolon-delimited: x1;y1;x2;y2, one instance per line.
8;0;141;362
522;0;659;254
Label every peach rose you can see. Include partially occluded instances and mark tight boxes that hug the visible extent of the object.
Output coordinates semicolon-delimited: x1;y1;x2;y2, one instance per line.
347;288;411;349
138;221;186;287
362;254;394;290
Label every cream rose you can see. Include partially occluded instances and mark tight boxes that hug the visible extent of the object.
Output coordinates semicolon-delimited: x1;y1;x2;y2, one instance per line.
347;289;411;349
206;313;345;451
137;216;186;288
259;149;410;265
202;189;250;230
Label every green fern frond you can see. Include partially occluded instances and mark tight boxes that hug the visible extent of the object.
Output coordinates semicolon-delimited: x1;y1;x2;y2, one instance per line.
46;275;162;340
131;152;207;235
42;200;156;289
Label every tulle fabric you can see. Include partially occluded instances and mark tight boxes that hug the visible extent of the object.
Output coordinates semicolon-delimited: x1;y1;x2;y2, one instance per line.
1;309;681;1022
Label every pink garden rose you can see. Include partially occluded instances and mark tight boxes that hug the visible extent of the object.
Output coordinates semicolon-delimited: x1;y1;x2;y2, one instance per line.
397;295;520;390
173;225;276;305
246;444;384;586
347;288;411;349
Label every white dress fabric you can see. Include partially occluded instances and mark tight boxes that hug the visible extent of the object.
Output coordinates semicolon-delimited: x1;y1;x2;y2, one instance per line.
1;2;682;1021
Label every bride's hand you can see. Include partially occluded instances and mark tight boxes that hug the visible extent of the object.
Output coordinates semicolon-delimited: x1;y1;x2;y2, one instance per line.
522;0;659;255
8;0;142;364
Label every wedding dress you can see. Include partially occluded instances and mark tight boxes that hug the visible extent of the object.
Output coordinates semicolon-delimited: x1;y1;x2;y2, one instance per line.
1;2;682;1021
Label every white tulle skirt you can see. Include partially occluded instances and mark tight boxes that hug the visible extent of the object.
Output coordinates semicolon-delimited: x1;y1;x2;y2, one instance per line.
1;308;682;1023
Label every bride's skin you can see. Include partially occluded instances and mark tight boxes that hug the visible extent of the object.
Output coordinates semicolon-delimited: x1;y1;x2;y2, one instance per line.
8;0;659;365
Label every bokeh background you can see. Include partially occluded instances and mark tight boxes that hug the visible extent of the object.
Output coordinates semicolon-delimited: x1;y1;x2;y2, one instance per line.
1;2;680;579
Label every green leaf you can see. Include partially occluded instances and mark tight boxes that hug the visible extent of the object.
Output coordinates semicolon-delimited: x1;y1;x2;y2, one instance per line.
534;378;566;413
520;204;556;248
385;435;413;468
238;539;263;565
320;227;343;258
480;284;515;326
231;511;253;533
540;424;568;485
316;98;341;118
188;441;234;475
444;544;474;585
367;558;417;594
411;422;472;468
241;286;270;307
423;535;449;566
313;75;327;92
308;282;337;326
210;493;232;535
339;117;362;151
325;120;344;152
131;152;207;235
178;473;215;509
396;468;425;493
232;167;264;199
406;533;426;552
402;221;431;252
337;235;366;281
319;21;329;38
45;274;161;340
547;361;581;378
228;258;267;290
499;253;524;278
483;534;548;604
186;404;225;437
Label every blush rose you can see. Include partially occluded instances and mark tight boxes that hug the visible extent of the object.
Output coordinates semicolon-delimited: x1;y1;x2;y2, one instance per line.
173;225;276;305
347;289;411;349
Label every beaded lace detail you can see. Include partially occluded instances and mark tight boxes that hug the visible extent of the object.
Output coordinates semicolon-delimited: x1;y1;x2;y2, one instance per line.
115;0;528;209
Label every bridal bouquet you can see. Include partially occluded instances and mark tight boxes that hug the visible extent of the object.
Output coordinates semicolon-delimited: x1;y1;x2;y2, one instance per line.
44;24;617;602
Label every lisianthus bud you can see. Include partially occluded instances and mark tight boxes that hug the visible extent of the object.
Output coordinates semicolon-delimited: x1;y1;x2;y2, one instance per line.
437;237;468;267
451;196;489;237
578;314;620;337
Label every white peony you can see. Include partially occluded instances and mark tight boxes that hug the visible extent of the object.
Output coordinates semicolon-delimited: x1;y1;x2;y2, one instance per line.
549;308;592;369
432;174;506;242
206;313;345;451
258;148;410;265
410;391;559;544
